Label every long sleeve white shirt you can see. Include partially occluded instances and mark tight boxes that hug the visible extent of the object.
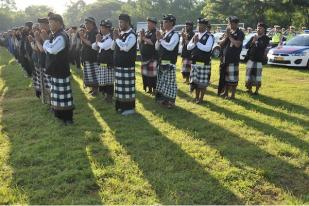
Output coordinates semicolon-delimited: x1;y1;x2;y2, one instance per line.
113;28;136;52
155;28;179;51
187;31;214;52
43;35;65;55
92;34;113;52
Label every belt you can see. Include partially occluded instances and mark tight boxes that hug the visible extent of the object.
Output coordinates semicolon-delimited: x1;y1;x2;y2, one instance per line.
161;60;171;65
100;63;108;67
195;61;205;66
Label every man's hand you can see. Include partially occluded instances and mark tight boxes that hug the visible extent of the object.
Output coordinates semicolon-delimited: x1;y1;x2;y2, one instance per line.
40;29;49;41
156;30;162;40
96;33;102;42
113;28;120;39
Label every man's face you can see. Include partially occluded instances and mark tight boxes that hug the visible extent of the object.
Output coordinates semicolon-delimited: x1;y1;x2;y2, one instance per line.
49;20;60;33
257;26;265;35
229;21;238;30
85;21;94;31
163;20;172;31
40;23;49;32
100;26;109;35
147;21;155;31
119;19;128;31
198;23;206;33
185;24;193;32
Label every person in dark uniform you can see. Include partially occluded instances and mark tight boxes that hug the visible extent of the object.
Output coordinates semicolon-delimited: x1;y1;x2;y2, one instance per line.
139;17;158;95
20;21;34;77
92;19;114;102
218;16;244;99
245;22;270;95
79;17;99;96
187;18;214;104
113;14;137;116
181;21;195;84
42;13;74;125
155;14;179;108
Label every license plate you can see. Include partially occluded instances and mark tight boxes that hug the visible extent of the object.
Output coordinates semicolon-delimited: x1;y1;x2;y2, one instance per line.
274;56;284;61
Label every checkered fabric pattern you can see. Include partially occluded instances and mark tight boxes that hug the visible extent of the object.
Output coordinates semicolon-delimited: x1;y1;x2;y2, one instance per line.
50;77;74;110
42;68;51;91
181;58;192;73
190;63;211;91
156;64;177;99
98;65;115;86
83;61;99;87
114;67;136;101
32;66;41;91
141;59;158;77
225;63;239;85
246;60;263;87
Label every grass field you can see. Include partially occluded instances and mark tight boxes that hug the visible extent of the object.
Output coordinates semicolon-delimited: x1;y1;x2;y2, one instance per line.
0;48;308;204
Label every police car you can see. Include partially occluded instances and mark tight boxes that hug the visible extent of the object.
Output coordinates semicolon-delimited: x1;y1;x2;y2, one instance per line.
267;34;309;69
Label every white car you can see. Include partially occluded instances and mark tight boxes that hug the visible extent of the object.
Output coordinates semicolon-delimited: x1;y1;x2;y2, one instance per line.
267;34;309;68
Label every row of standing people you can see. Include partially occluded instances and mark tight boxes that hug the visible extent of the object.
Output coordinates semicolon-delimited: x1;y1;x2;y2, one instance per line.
1;13;270;124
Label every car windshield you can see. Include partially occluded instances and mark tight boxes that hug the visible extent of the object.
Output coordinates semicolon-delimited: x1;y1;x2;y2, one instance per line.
286;35;309;46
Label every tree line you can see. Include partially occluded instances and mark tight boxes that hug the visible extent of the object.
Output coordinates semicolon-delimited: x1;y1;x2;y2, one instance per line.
1;0;308;32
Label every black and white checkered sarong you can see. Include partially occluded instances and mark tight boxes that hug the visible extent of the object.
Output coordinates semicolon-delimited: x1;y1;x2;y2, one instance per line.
225;63;239;85
115;67;135;101
156;64;177;100
246;60;263;86
98;65;115;86
190;63;211;91
50;77;74;110
32;66;41;91
42;68;51;91
83;61;99;87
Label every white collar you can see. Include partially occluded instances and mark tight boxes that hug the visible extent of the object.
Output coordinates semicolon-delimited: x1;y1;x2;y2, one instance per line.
120;28;132;35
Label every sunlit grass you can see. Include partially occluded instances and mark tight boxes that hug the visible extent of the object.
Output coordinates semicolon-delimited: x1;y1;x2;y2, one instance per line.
0;48;308;204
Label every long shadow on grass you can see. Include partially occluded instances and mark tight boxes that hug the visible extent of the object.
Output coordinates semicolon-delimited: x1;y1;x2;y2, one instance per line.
0;60;107;204
139;91;309;202
83;94;242;204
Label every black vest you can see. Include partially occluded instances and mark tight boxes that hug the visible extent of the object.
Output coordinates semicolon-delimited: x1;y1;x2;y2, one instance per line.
97;34;113;67
159;30;179;64
113;30;137;67
181;31;195;59
140;28;157;61
82;28;98;63
46;30;70;78
191;32;214;65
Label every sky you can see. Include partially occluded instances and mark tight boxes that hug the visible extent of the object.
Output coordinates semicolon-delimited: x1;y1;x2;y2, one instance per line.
14;0;96;14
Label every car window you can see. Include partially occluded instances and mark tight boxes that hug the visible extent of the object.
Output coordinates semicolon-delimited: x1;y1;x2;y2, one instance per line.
286;35;309;46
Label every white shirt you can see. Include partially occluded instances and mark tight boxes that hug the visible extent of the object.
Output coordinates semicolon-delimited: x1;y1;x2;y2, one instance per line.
155;28;180;51
43;35;65;55
113;28;136;52
187;31;214;52
92;34;113;52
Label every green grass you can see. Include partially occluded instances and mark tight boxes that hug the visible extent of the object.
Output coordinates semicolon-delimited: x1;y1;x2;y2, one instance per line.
0;47;308;204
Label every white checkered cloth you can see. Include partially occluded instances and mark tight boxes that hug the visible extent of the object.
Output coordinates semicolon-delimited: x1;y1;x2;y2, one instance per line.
98;65;115;86
83;61;99;87
156;64;177;100
225;63;239;85
115;67;135;101
50;77;74;110
190;63;211;90
32;66;41;91
246;60;263;86
42;68;51;91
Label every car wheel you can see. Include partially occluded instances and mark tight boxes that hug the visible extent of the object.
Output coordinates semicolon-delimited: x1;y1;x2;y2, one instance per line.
212;47;220;58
